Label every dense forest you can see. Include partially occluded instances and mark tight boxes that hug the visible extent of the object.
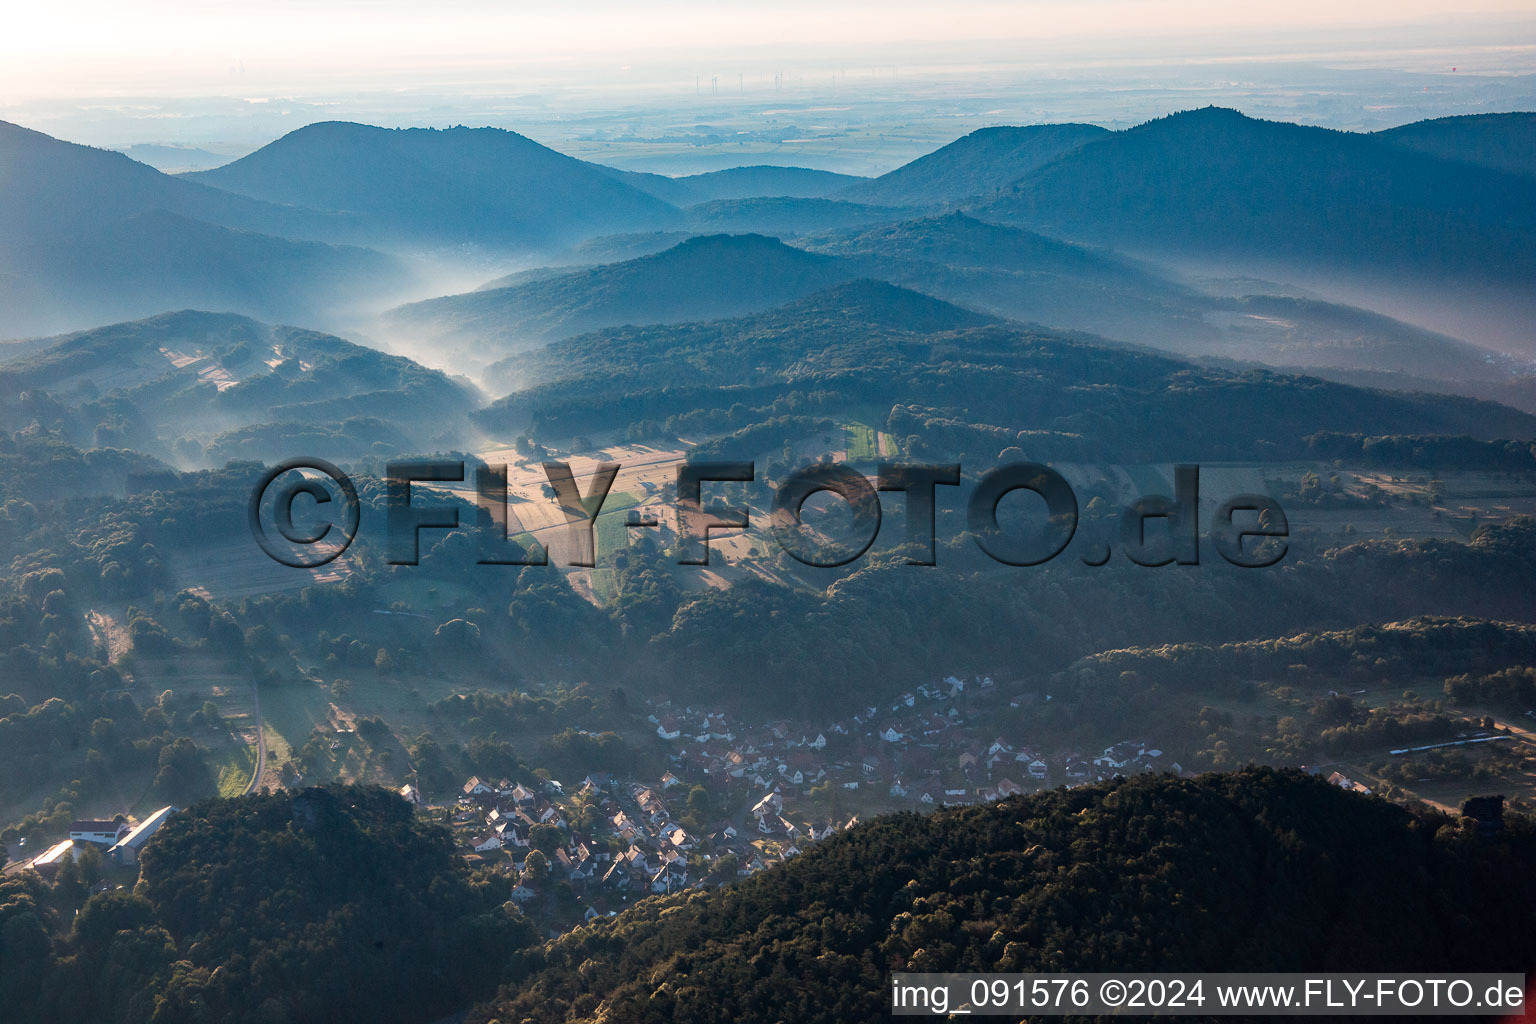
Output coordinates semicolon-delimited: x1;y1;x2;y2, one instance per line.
0;786;532;1023
471;767;1535;1023
1;771;1528;1024
476;280;1536;462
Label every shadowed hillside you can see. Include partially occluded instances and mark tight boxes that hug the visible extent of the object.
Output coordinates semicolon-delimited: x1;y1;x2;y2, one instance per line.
1377;111;1536;178
681;196;913;236
9;211;412;337
836;123;1110;206
0;310;478;464
605;164;867;205
974;107;1536;353
468;768;1536;1024
187;122;681;250
477;278;1536;456
0;121;404;337
978;107;1536;284
384;234;858;371
0;119;344;249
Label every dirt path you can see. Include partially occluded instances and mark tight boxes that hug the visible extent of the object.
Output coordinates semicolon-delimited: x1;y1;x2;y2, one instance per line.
1415;796;1461;815
1483;714;1536;746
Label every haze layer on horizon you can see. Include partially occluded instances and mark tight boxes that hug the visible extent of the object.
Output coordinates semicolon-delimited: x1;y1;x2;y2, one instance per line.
3;1;1534;175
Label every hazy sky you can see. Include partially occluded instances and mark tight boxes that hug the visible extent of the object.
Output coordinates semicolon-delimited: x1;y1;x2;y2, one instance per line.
5;0;1535;98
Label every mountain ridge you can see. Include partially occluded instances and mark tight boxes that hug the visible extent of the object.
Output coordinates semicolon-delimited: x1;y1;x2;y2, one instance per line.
975;106;1536;283
1376;111;1536;178
836;122;1110;206
186;121;681;249
383;233;859;370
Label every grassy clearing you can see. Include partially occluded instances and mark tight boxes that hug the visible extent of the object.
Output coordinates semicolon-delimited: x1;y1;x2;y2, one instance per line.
595;504;637;558
259;683;330;752
262;722;292;771
590;493;643;603
376;577;479;612
844;422;879;462
590;567;617;604
599;491;642;517
212;740;256;797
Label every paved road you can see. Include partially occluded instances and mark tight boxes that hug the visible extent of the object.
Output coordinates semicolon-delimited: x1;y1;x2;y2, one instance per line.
244;682;266;796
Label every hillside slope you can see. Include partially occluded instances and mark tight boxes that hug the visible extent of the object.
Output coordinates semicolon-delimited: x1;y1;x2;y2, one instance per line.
0;786;531;1024
470;768;1536;1024
1377;111;1536;178
978;107;1536;283
188;122;680;249
0;310;478;463
974;107;1536;353
605;164;866;205
478;278;1536;454
7;210;412;337
681;196;913;236
836;123;1110;206
384;234;858;370
0;120;405;337
796;214;1536;404
0;119;344;251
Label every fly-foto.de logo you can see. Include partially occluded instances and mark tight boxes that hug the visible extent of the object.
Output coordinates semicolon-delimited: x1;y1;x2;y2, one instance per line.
249;460;1288;571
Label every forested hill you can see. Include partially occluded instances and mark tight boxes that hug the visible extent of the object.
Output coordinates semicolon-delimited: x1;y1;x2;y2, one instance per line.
976;107;1536;287
185;121;679;248
1376;112;1536;179
0;786;533;1023
471;768;1536;1024
0;775;1529;1023
477;278;1536;457
384;233;857;364
835;123;1110;206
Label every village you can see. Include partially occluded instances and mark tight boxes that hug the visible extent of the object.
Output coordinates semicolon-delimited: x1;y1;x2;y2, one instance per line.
420;672;1182;920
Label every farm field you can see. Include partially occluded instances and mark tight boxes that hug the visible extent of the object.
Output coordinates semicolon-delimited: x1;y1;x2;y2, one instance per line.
844;421;879;462
168;539;358;600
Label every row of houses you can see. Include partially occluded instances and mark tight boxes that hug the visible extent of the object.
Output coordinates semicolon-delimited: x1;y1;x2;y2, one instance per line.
396;672;1182;917
436;765;864;906
643;677;1178;815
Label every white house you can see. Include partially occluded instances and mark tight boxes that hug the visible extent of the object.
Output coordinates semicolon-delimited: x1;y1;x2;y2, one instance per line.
69;818;129;846
750;792;783;818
